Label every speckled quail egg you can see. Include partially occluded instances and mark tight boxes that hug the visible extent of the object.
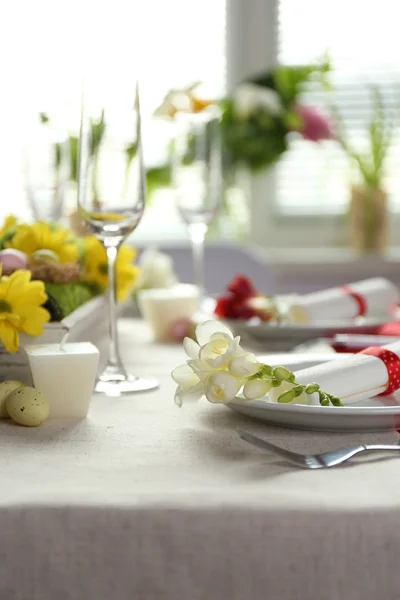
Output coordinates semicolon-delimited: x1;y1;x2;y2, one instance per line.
6;387;50;427
0;380;25;417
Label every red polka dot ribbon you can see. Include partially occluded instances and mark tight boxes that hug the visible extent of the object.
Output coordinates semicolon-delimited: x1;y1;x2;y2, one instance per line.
341;285;367;317
360;346;400;395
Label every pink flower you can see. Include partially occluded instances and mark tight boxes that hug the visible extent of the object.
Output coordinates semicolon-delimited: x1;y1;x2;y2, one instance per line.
293;104;334;142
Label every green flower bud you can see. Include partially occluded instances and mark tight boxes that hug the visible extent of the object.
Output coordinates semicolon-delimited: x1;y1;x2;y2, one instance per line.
270;378;282;387
291;385;304;398
305;383;320;394
318;391;330;406
277;390;295;403
273;366;296;383
328;395;343;407
260;364;273;377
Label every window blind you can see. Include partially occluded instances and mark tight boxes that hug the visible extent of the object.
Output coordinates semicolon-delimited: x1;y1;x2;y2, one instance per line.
276;0;400;216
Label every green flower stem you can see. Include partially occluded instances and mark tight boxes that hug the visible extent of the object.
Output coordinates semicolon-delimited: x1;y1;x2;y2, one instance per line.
245;364;343;407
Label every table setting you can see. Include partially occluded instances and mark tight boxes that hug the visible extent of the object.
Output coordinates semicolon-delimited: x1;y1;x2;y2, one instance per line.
2;83;400;600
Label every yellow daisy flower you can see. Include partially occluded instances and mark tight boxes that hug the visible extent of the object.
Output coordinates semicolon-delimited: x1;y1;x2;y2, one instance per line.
82;236;139;301
7;221;78;264
0;266;50;353
0;214;18;237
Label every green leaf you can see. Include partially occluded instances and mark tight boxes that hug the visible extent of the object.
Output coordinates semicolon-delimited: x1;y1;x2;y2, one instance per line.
91;109;106;156
0;226;17;250
68;136;79;182
55;142;62;170
145;165;172;202
125;142;138;163
282;110;303;130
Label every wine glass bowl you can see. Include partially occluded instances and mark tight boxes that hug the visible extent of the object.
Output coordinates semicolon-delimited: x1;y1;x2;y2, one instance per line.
172;109;222;304
78;82;158;396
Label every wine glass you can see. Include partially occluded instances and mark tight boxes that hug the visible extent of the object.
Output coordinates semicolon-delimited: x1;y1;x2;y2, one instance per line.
172;109;223;307
77;81;159;396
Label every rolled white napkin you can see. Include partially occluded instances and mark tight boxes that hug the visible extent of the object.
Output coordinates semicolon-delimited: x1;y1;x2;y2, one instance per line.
287;277;399;324
269;341;400;405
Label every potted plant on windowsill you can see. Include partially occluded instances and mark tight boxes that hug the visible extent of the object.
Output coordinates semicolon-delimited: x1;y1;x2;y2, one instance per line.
333;86;397;254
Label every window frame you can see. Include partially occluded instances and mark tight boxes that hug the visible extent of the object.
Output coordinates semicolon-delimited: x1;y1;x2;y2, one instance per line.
226;0;400;250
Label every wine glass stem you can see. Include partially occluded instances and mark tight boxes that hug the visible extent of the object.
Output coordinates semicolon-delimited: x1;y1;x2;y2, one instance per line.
188;222;207;303
104;242;126;375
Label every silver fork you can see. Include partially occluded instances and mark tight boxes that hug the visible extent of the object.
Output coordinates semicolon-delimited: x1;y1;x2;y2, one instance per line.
237;429;400;469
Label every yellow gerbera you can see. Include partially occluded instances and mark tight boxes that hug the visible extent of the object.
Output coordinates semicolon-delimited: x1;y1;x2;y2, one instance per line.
0;266;50;353
7;221;78;264
0;214;18;237
82;236;139;301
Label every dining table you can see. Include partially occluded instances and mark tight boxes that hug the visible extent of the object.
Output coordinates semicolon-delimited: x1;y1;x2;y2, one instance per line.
1;318;400;600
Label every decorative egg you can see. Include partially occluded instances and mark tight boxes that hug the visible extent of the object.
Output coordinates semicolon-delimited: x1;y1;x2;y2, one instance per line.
30;249;60;265
6;387;50;427
0;380;25;417
0;249;28;275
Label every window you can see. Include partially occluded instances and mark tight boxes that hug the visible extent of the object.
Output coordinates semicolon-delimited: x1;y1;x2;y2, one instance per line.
276;0;400;218
0;0;227;240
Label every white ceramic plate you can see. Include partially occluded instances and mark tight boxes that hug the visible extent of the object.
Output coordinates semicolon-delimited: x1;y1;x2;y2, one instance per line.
204;297;391;350
228;354;400;432
225;316;390;343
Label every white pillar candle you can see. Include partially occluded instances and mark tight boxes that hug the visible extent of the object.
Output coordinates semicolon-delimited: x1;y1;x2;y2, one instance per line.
138;284;199;342
24;342;99;418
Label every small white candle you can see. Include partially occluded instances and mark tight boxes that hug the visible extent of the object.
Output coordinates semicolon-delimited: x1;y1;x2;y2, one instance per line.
24;342;99;419
138;284;199;342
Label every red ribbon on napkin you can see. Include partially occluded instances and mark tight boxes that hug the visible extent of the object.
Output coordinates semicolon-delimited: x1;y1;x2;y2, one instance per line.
341;285;367;317
360;346;400;395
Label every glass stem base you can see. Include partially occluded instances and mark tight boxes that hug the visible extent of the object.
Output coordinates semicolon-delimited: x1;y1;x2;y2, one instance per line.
93;242;159;397
94;369;159;397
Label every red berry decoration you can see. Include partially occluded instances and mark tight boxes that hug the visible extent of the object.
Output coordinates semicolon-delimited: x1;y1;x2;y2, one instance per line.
227;274;257;300
214;274;276;322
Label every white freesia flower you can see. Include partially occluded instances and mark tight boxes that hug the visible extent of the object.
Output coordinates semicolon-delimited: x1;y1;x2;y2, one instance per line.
243;378;272;400
199;332;242;370
183;337;200;359
205;371;242;404
172;320;342;409
171;363;205;407
229;353;260;378
136;248;178;290
194;320;233;346
234;83;283;120
173;320;248;406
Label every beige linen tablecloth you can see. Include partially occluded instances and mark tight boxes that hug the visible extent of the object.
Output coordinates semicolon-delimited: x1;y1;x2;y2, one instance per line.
1;319;400;600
